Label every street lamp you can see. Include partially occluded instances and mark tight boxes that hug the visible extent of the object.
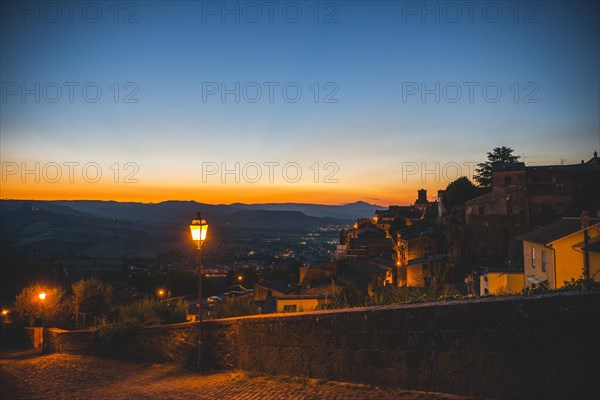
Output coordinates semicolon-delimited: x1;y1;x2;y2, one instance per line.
1;309;8;340
157;289;165;298
189;212;208;364
38;291;47;332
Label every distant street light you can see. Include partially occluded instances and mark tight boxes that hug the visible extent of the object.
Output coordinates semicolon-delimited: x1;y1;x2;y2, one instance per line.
237;275;243;282
38;292;46;301
157;289;165;298
189;212;208;364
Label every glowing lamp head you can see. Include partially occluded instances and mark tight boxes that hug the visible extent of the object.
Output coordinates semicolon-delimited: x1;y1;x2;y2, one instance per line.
1;309;8;316
158;289;165;297
39;292;46;301
190;212;208;248
237;275;243;281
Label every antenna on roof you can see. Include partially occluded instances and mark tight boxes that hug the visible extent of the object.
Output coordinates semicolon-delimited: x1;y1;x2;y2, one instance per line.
560;159;566;165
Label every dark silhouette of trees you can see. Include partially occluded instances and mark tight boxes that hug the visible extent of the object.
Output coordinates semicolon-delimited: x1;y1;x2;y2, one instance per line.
474;146;520;187
443;177;484;211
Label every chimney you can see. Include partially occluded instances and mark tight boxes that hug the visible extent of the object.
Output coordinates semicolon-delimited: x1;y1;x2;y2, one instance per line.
581;211;590;229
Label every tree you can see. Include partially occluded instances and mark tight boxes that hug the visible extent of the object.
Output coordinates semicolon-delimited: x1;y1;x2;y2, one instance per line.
443;177;483;210
429;258;451;297
72;278;113;325
14;284;67;327
474;147;520;187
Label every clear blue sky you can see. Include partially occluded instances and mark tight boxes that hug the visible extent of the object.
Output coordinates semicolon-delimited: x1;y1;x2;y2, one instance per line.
1;1;598;204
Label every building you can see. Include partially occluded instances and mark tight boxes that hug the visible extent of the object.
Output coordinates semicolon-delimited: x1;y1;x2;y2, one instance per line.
253;279;297;301
299;262;343;296
275;294;332;313
479;272;525;296
516;216;600;289
465;152;600;269
335;189;446;288
299;259;391;296
405;254;447;287
394;228;442;287
342;220;393;259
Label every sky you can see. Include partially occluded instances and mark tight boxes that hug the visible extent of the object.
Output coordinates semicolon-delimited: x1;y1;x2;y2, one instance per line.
1;0;599;206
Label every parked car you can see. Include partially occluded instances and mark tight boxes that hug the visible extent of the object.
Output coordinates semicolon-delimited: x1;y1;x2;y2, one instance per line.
207;296;223;304
223;291;244;298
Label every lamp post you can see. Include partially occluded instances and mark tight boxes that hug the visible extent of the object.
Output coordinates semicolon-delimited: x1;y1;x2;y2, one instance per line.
38;291;46;351
38;292;46;327
1;309;8;340
189;212;208;364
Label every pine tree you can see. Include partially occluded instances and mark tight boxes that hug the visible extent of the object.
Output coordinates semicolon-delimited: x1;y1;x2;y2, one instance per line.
474;147;520;187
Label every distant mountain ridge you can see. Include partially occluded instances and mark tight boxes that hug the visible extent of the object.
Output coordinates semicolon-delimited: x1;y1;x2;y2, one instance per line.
1;199;381;223
0;200;378;268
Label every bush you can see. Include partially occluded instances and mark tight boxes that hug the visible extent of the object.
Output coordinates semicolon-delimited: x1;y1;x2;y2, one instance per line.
72;278;113;326
209;296;259;319
154;298;188;324
118;297;187;326
366;286;429;307
330;284;367;308
560;277;600;292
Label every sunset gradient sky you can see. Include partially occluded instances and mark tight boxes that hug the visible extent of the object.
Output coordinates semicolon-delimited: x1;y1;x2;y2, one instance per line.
1;1;598;206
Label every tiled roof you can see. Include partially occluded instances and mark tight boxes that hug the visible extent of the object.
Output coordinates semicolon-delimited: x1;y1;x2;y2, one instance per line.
406;253;447;266
255;279;296;294
516;218;599;245
527;163;599;173
275;294;333;300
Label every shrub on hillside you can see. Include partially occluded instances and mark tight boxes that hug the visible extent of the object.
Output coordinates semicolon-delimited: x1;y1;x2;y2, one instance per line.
118;297;187;326
209;296;259;319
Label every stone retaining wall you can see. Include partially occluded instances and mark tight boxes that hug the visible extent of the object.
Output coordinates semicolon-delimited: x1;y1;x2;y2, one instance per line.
44;292;600;399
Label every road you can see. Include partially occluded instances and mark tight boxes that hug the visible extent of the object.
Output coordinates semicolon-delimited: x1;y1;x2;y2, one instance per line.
0;351;473;400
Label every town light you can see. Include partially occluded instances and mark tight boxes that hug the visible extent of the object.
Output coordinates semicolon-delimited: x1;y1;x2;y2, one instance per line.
1;309;8;316
39;292;46;301
237;275;243;282
189;211;209;365
190;212;208;249
157;289;165;297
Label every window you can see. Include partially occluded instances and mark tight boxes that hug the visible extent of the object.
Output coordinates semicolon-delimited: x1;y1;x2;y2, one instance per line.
531;247;536;268
541;249;546;272
504;176;512;185
283;305;297;313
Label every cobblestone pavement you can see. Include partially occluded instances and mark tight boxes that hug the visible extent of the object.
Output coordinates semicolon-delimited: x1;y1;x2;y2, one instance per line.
0;353;473;400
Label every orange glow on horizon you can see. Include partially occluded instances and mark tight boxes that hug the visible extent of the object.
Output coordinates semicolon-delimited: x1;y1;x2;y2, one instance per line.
1;181;446;207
